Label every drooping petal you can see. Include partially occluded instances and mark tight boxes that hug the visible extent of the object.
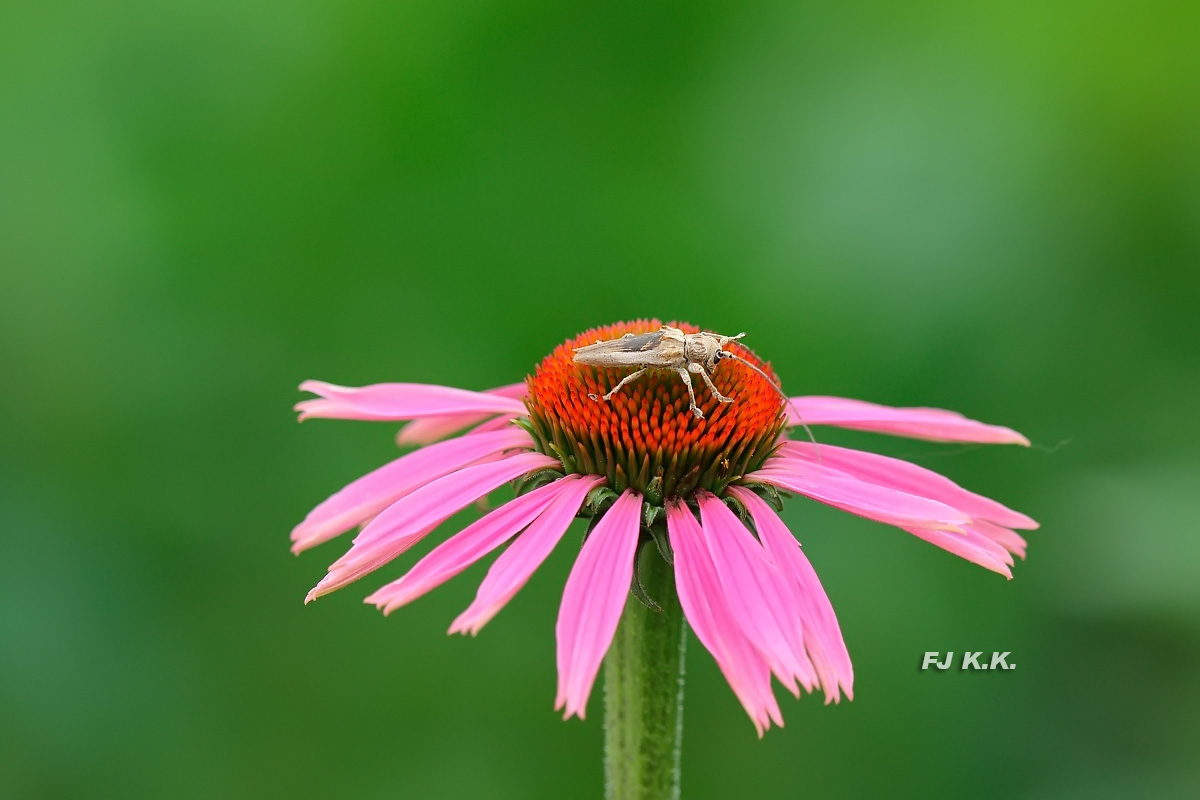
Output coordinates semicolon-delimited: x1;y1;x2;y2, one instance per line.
296;380;527;422
290;428;535;554
748;460;971;531
695;492;816;696
776;441;1038;530
397;383;529;445
450;475;605;635
667;500;782;736
788;396;1030;445
727;486;854;703
555;490;642;721
305;451;558;602
365;475;598;614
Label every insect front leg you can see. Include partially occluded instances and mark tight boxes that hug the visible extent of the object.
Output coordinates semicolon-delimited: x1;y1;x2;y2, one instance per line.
690;362;733;404
674;367;704;418
589;367;649;402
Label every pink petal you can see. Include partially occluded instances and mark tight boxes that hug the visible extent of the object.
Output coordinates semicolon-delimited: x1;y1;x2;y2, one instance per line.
365;475;598;614
901;524;1015;577
290;428;534;554
748;460;971;531
396;412;521;447
787;396;1030;445
304;451;558;602
296;380;526;422
480;382;529;400
971;519;1028;559
696;492;816;697
396;414;493;446
667;501;783;736
397;383;529;445
451;475;605;635
555;490;643;721
727;487;854;703
464;415;524;436
776;441;1038;530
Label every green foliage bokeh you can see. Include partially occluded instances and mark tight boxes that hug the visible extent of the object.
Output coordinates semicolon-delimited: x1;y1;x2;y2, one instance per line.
2;2;1198;798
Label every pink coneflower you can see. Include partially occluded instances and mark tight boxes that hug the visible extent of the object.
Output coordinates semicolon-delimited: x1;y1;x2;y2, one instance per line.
292;320;1035;736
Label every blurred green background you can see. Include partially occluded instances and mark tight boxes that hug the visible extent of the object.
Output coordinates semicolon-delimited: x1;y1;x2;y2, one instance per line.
2;1;1198;798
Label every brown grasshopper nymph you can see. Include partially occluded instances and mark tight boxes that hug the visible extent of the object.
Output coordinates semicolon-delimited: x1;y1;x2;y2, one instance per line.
571;325;785;419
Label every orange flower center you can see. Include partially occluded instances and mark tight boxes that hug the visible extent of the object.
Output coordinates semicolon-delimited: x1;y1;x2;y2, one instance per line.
524;320;787;504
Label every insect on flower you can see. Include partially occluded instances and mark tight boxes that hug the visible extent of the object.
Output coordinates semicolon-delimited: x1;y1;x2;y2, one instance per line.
290;319;1037;735
572;324;785;419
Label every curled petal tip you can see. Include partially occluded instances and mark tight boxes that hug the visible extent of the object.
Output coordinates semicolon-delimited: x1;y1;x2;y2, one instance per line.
298;379;343;394
984;424;1032;447
365;593;401;615
290;531;317;554
293;399;328;421
554;695;586;721
448;619;482;637
992;432;1031;447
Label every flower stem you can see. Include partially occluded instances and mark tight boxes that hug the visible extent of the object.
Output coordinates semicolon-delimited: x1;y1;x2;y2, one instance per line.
603;548;686;800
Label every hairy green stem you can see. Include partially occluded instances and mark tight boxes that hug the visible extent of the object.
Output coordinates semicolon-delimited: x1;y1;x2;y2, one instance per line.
603;548;686;800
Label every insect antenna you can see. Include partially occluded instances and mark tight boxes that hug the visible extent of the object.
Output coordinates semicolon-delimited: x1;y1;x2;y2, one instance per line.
721;350;821;468
720;350;788;406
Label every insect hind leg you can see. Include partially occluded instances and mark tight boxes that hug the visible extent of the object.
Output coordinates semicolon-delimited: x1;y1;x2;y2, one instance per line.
691;362;733;404
674;367;704;418
588;367;649;402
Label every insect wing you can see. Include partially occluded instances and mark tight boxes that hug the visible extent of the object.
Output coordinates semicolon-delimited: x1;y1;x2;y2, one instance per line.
573;331;679;367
